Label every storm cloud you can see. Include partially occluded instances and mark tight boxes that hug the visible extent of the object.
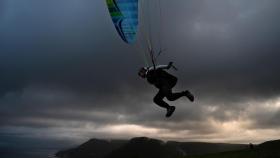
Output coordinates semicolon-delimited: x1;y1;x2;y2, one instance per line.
1;0;280;146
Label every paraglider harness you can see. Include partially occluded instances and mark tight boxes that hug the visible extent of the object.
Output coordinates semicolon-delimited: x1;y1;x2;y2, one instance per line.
148;48;177;71
143;48;178;89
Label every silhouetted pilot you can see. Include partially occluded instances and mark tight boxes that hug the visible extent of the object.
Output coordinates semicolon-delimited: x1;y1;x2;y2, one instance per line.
138;62;194;117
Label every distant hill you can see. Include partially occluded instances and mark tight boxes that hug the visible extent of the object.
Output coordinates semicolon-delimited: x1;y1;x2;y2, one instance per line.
56;137;247;158
258;139;280;150
167;141;246;156
56;139;127;158
105;137;183;158
187;139;280;158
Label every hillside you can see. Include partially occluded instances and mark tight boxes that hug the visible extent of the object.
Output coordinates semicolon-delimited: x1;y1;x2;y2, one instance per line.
187;139;280;158
56;137;247;158
56;139;127;158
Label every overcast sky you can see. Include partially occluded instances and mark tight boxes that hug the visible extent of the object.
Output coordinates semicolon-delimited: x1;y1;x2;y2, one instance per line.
1;0;280;148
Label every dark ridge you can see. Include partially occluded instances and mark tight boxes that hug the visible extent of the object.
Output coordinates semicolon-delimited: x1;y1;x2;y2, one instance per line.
105;137;183;158
184;139;280;158
258;139;280;150
56;139;127;158
167;141;246;156
56;137;249;158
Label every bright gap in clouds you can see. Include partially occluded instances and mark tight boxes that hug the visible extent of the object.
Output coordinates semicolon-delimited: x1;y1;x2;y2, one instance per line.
15;97;280;144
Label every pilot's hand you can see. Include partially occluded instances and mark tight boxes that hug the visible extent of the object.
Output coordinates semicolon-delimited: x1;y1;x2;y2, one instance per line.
168;62;173;69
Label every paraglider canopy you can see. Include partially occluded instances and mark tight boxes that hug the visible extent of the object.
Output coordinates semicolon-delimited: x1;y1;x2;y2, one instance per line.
106;0;166;68
106;0;138;44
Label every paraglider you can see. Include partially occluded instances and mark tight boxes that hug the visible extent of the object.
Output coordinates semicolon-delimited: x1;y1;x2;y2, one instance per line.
138;63;194;117
106;0;138;44
105;0;195;117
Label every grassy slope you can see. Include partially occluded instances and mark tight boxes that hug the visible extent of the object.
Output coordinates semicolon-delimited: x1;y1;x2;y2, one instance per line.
185;148;280;158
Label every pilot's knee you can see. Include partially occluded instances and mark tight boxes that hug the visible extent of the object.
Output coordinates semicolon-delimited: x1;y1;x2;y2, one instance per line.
153;96;162;104
165;93;172;101
153;97;159;104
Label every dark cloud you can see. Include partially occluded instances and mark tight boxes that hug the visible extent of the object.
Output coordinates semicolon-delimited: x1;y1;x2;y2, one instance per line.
1;0;280;145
